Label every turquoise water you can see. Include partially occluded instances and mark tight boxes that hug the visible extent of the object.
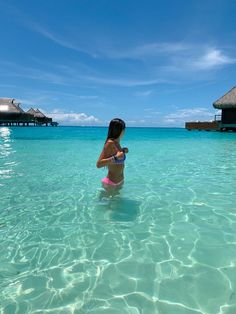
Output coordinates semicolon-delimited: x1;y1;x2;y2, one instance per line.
1;126;236;314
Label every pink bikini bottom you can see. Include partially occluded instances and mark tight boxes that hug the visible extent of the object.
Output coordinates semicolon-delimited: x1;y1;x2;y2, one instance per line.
102;177;124;187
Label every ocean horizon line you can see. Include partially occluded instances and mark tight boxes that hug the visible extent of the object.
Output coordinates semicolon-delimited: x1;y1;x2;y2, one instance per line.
50;125;185;129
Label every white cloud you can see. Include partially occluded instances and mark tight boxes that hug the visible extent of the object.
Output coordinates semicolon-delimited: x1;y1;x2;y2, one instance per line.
98;42;189;59
24;17;189;60
32;32;234;74
83;75;168;87
1;61;68;85
152;47;235;75
192;49;235;70
144;108;154;111
28;25;236;75
163;108;216;126
136;90;153;97
46;109;101;126
31;25;99;57
167;108;213;119
0;59;172;88
49;91;98;100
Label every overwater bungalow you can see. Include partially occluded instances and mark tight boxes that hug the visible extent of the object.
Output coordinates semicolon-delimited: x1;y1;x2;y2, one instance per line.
0;98;58;126
185;86;236;131
26;108;57;126
213;86;236;131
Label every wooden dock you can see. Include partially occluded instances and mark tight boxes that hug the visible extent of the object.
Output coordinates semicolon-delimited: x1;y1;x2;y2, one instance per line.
185;121;236;132
185;121;220;131
0;118;58;127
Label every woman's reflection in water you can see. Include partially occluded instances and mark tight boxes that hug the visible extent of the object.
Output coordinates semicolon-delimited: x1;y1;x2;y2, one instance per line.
98;187;139;222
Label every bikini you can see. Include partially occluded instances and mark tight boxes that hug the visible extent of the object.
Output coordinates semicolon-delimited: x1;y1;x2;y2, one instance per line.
113;153;126;164
102;176;124;186
102;144;126;187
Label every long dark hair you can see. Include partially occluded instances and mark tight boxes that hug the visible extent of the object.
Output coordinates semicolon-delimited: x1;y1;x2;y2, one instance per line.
106;118;126;141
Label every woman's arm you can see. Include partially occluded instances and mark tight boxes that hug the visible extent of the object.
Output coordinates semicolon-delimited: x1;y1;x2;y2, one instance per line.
96;141;115;168
96;155;115;168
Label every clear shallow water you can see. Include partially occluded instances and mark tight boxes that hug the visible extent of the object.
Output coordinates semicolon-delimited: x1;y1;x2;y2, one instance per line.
0;126;236;314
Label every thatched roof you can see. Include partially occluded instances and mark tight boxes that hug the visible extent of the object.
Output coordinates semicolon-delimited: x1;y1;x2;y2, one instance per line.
26;108;47;119
0;98;14;105
34;109;46;118
0;98;25;114
213;86;236;109
26;108;37;116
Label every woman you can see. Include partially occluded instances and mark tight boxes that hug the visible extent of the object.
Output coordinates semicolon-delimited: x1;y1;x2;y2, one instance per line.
96;118;129;188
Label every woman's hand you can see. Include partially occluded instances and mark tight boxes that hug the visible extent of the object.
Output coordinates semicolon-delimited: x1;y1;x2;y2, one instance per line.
116;151;125;159
122;147;129;154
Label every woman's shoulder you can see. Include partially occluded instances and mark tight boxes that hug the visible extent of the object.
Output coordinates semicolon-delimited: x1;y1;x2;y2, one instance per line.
105;139;115;146
104;140;116;151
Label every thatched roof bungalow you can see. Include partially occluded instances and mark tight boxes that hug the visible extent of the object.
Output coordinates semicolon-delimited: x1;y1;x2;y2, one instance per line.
0;99;57;126
0;98;33;124
27;108;46;118
213;86;236;129
0;98;23;113
186;86;236;131
213;86;236;109
26;108;52;125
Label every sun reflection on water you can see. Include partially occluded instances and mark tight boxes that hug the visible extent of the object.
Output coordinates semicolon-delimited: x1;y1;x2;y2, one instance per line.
0;127;16;181
0;127;11;141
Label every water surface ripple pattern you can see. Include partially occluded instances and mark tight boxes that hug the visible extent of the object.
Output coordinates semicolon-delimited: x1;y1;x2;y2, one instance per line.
0;127;236;314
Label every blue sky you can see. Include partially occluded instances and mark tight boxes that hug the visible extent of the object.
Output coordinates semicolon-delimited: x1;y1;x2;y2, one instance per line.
0;0;236;126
